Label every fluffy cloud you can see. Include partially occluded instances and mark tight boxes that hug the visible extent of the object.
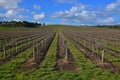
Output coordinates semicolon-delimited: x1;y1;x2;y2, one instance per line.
4;9;17;18
51;0;120;25
52;0;120;25
106;3;116;10
57;0;77;4
0;0;46;22
33;5;41;10
0;0;22;9
106;0;120;11
51;4;100;25
52;4;85;18
34;13;45;20
0;0;28;21
0;8;25;21
102;17;114;24
52;11;67;18
70;7;78;13
70;5;85;13
13;15;27;21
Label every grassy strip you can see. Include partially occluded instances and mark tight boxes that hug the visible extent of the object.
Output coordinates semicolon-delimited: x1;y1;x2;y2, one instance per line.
0;42;29;59
28;31;83;80
26;32;58;80
0;48;33;80
0;26;15;31
107;46;120;52
105;52;120;66
67;38;120;80
0;26;37;31
0;35;43;59
28;32;120;80
74;38;120;68
14;32;58;80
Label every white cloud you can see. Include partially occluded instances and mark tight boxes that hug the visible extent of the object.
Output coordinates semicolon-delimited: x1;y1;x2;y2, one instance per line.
51;11;66;18
52;4;85;18
33;5;41;10
4;9;17;18
69;5;85;13
5;8;24;17
51;5;117;25
70;6;78;13
106;3;117;10
57;0;77;4
13;15;27;21
106;0;120;11
102;17;114;23
34;13;45;20
0;0;21;9
0;8;26;21
80;10;88;18
51;0;120;25
0;0;27;21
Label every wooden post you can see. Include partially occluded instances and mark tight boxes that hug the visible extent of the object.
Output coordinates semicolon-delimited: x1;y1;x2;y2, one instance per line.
93;46;94;53
16;42;17;53
102;49;104;63
65;48;68;61
33;46;36;60
20;40;22;51
3;45;6;59
0;40;1;50
11;38;14;44
37;45;40;59
27;38;29;46
41;40;44;49
33;40;35;60
21;40;23;50
45;38;46;45
37;45;39;60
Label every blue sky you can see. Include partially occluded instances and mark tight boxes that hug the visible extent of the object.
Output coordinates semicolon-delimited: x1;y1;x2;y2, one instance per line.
0;0;120;25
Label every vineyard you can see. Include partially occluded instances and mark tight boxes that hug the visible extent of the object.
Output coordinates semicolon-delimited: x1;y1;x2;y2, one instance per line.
0;26;120;80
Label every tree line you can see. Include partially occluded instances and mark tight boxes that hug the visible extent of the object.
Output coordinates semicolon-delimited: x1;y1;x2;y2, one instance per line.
95;25;120;29
0;21;45;27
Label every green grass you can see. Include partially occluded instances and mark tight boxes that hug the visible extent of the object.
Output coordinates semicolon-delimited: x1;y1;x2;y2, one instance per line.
0;48;33;80
0;27;120;80
28;31;58;80
107;45;120;53
0;42;29;59
0;26;41;31
0;26;15;31
0;35;45;59
104;52;120;66
29;31;120;80
14;31;58;79
66;38;120;80
14;31;120;80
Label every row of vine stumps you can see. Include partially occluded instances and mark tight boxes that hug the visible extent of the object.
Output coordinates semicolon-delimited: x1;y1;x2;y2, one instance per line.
19;33;55;71
1;29;119;74
64;32;120;74
55;32;78;71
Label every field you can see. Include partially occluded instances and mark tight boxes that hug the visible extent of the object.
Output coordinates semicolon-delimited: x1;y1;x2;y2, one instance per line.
0;26;120;80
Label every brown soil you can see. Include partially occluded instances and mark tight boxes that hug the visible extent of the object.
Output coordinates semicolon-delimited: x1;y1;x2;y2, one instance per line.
56;33;78;71
57;59;76;70
19;57;37;71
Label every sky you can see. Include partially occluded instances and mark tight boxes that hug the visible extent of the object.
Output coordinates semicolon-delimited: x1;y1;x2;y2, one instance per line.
0;0;120;25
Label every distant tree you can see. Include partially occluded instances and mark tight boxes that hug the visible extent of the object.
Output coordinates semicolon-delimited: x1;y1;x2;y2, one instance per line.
0;20;42;27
